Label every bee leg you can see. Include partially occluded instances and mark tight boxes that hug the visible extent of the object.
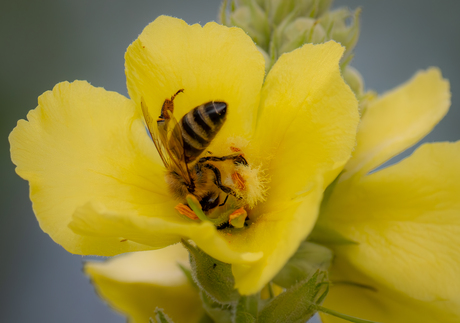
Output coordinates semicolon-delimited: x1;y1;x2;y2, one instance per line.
203;163;241;199
219;194;229;207
200;192;220;212
198;153;248;166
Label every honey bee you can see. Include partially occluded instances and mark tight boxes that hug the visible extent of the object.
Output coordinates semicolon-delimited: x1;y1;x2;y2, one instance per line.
141;89;248;217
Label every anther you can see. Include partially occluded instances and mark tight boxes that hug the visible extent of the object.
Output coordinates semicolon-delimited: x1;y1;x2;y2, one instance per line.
175;203;199;220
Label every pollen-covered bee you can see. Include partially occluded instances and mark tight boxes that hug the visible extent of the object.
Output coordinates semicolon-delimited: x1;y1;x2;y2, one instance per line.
141;89;248;219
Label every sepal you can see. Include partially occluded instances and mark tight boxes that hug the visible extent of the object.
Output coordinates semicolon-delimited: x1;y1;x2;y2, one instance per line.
273;241;333;288
258;271;329;323
201;291;233;323
153;309;175;323
182;239;240;304
233;295;258;323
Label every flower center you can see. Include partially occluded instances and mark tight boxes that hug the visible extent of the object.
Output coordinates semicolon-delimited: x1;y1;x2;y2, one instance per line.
174;139;267;228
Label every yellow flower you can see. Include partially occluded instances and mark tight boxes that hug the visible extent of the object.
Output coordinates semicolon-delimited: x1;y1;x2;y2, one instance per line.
9;16;359;294
314;68;460;322
85;244;203;323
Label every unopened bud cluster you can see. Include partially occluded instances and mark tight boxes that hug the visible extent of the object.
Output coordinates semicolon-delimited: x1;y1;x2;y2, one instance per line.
220;0;359;70
220;0;376;112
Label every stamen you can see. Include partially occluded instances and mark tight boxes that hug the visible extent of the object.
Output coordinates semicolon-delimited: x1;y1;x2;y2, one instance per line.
175;203;199;220
229;207;247;228
232;171;246;190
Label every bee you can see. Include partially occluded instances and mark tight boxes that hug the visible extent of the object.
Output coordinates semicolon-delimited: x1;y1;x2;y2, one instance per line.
141;89;248;217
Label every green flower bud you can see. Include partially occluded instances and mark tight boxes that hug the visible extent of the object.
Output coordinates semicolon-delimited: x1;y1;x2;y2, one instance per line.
279;17;327;55
358;89;378;116
269;0;333;25
220;0;362;73
320;7;361;59
223;0;270;49
343;65;364;97
256;45;271;71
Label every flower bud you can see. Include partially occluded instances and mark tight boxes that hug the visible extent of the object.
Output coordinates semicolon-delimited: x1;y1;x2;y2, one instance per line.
320;8;361;59
279;17;327;55
224;0;270;49
220;0;362;72
343;65;364;97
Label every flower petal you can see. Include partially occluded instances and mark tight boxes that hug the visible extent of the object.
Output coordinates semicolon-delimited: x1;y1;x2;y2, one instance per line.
69;182;322;295
9;81;182;255
253;41;359;210
321;282;460;323
231;180;324;295
343;68;450;179
320;141;460;322
85;244;204;323
69;202;263;265
125;16;265;145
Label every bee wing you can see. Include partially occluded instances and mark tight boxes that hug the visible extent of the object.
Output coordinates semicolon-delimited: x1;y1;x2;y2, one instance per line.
141;98;193;187
160;109;194;187
141;99;171;169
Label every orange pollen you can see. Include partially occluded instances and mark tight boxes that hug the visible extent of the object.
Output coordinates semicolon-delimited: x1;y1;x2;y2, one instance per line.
230;146;241;152
175;203;199;220
232;172;246;190
229;207;246;220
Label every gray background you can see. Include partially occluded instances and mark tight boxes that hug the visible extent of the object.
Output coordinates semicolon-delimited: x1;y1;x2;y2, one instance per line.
1;1;459;322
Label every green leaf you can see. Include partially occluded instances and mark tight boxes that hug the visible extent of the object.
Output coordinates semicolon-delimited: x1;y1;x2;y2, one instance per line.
182;239;240;304
153;308;175;323
233;295;258;323
258;271;329;323
273;241;333;288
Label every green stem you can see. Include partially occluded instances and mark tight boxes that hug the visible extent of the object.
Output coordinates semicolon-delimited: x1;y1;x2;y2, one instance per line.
313;305;382;323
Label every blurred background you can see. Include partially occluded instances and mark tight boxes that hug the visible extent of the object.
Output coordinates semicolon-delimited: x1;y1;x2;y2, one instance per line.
1;0;459;322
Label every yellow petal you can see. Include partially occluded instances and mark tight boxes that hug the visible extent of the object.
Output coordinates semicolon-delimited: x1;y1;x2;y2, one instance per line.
227;41;358;294
85;244;204;323
231;179;324;295
321;282;460;323
69;183;322;295
320;141;460;322
253;41;359;210
344;68;450;179
9;81;182;255
125;15;265;145
69;202;263;265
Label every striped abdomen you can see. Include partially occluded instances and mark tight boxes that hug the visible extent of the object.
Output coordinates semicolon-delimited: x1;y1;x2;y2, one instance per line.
178;101;227;163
